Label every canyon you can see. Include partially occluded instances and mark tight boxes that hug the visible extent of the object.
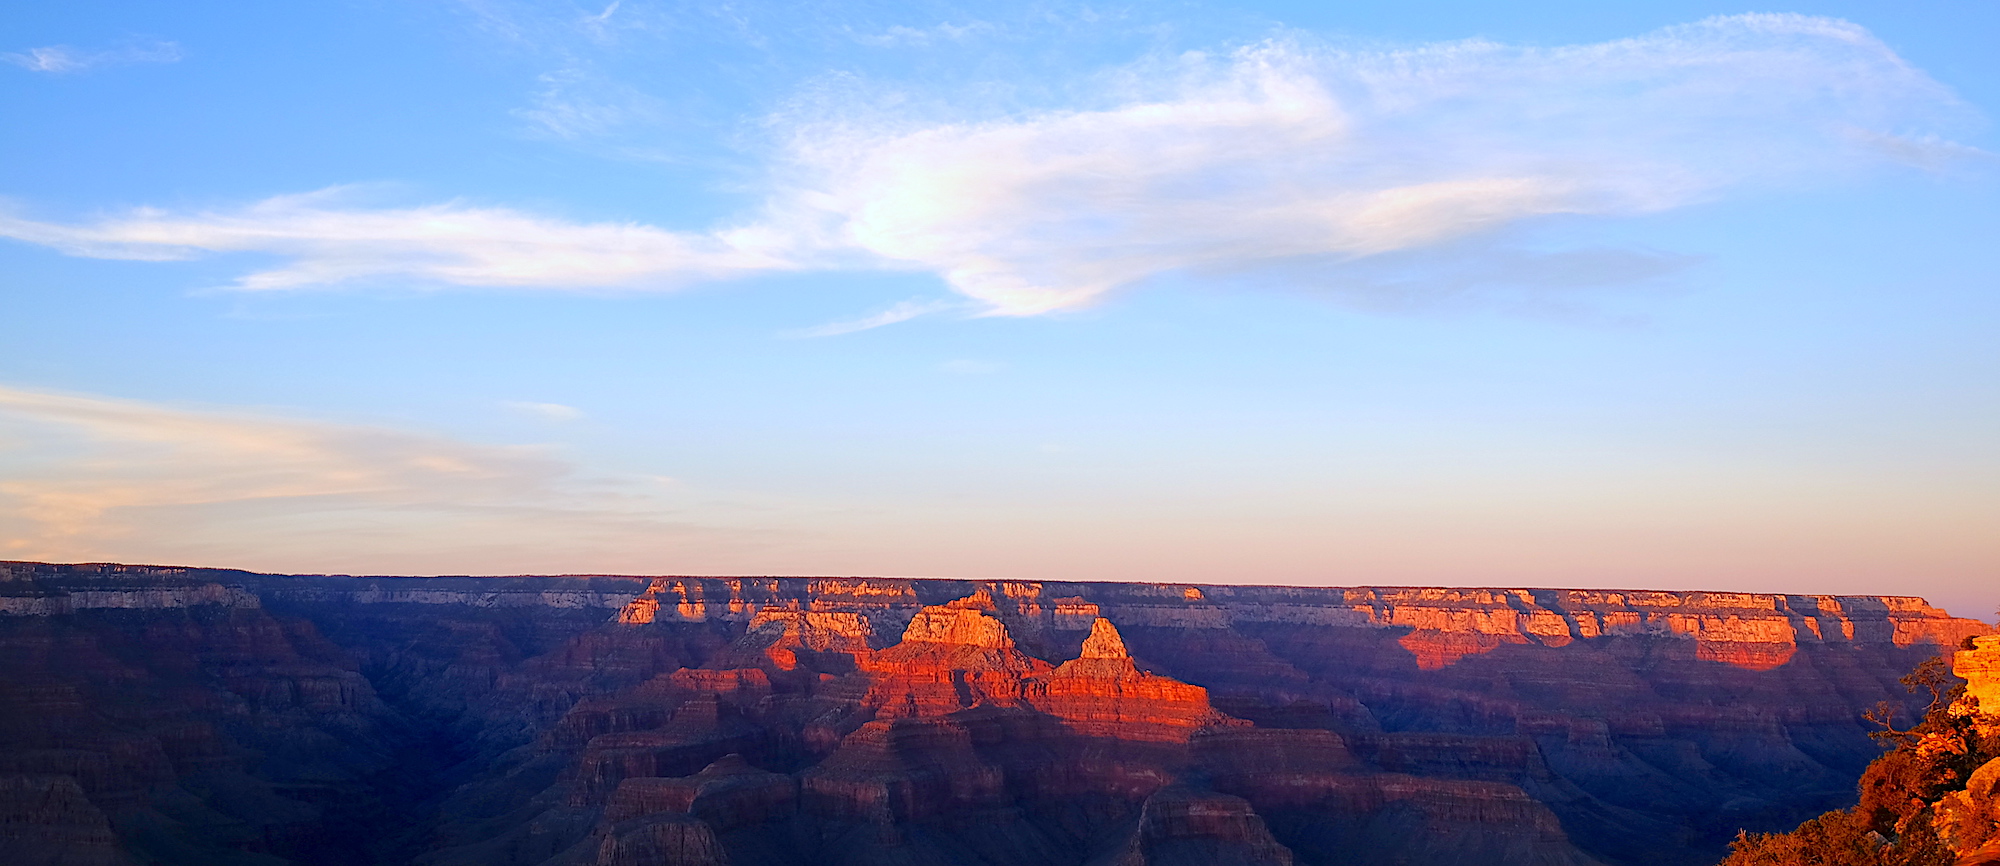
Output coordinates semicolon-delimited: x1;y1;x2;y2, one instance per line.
0;561;1990;866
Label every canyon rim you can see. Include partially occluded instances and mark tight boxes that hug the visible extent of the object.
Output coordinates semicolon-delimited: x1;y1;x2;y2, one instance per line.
1;560;1993;866
8;3;2000;865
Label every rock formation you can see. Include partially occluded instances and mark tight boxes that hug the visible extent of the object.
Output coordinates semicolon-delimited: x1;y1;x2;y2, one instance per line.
0;560;1991;866
1719;633;2000;866
1943;636;2000;865
1027;617;1234;742
1958;636;2000;726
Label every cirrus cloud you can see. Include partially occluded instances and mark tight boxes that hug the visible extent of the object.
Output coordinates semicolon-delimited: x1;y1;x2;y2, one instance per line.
789;14;1977;313
0;385;772;572
4;39;181;74
0;385;568;541
0;187;801;291
0;15;1980;315
505;400;585;421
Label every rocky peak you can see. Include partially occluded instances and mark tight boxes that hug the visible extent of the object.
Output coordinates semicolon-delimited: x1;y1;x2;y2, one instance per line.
614;580;666;624
945;586;1000;612
1048;617;1144;681
898;605;1015;650
1032;618;1235;742
855;602;1050;716
6;560;1995;866
1080;617;1130;659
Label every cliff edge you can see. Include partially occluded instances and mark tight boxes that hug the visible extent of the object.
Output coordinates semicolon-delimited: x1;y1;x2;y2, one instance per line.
0;560;1990;866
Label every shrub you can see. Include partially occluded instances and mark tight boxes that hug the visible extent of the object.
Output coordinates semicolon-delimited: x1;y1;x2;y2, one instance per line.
1720;656;1995;866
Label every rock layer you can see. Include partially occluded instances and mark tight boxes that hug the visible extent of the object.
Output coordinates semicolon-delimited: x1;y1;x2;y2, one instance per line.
0;560;1990;866
1958;636;2000;723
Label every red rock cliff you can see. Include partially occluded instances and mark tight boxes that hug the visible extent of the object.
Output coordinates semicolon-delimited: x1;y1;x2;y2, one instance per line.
1;561;1990;866
1958;636;2000;725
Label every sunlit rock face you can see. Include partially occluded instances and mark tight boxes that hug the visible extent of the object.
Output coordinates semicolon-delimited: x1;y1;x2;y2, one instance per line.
1940;636;2000;866
1958;636;2000;724
0;560;1990;866
1027;617;1236;742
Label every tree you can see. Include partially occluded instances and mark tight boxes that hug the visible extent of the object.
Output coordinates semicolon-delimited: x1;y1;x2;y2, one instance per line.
1721;655;1995;866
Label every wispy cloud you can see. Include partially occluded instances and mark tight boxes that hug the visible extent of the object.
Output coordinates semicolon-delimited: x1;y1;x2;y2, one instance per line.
0;385;750;570
1250;242;1700;319
783;14;1979;314
514;68;665;140
785;298;958;338
850;21;994;48
0;385;563;536
585;1;621;26
0;16;1979;315
4;39;181;73
504;400;584;421
0;187;798;291
940;359;1003;375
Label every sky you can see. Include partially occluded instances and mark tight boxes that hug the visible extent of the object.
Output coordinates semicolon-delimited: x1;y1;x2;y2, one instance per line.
1;1;1996;619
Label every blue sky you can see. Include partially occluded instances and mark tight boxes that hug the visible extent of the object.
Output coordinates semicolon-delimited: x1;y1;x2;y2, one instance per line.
2;1;1996;618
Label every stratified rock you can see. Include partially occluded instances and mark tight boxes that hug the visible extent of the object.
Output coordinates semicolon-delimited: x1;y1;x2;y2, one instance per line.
594;812;729;866
1027;619;1235;742
1193;729;1608;866
1934;636;2000;865
2;561;1991;866
604;754;796;830
569;686;778;805
1103;786;1294;866
1957;636;2000;724
855;605;1052;718
1193;728;1359;797
906;605;1017;649
800;717;1007;823
705;610;874;676
0;774;126;866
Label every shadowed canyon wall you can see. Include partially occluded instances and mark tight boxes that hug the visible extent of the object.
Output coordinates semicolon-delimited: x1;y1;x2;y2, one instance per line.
0;561;1989;866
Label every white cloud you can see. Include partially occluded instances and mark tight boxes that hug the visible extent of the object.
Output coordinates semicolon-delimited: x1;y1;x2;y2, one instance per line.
0;15;1978;314
586;1;621;26
781;14;1978;314
0;188;798;291
851;21;993;48
0;385;751;570
0;385;564;538
785;298;957;337
940;359;1003;375
505;400;584;421
5;40;181;73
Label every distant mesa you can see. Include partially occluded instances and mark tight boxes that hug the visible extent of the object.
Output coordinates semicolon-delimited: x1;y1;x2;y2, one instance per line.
0;559;1991;866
